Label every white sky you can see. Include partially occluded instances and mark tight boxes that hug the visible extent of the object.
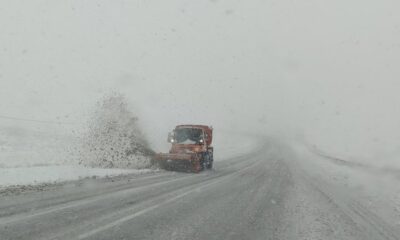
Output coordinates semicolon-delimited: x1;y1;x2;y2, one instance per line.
1;0;400;157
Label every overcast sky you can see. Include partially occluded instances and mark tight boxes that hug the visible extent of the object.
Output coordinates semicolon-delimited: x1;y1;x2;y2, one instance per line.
1;0;400;157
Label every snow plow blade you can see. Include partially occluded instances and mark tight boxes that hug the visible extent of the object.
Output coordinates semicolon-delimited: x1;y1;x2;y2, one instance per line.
155;153;195;161
153;153;201;173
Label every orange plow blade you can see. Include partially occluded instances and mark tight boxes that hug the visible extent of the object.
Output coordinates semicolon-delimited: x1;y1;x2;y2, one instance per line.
153;153;201;173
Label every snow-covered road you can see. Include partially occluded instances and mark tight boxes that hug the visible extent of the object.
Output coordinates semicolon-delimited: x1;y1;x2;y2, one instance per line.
0;138;399;240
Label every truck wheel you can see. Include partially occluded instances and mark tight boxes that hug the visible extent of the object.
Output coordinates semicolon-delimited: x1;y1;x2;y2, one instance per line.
206;153;213;169
200;158;206;171
206;160;213;169
157;161;164;169
159;162;168;171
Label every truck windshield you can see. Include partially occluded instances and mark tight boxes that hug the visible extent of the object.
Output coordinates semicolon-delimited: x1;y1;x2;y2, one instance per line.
174;128;203;144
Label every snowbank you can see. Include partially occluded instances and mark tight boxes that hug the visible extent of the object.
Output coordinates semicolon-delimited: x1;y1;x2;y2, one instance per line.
307;142;400;172
0;166;153;187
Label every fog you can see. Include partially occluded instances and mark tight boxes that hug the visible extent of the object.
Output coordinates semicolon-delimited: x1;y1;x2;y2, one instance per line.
1;0;400;161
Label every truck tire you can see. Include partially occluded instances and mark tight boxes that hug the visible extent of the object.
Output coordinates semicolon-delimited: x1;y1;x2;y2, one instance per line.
206;153;213;169
206;161;213;169
159;161;169;171
200;158;206;171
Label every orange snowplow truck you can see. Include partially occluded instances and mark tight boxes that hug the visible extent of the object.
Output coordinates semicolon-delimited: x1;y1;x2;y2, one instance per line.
154;125;214;173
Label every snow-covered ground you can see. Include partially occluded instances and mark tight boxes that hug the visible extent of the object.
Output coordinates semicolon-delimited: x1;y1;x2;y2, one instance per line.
0;121;152;187
0;166;153;187
292;142;400;228
306;141;400;171
0;121;77;168
0;123;262;187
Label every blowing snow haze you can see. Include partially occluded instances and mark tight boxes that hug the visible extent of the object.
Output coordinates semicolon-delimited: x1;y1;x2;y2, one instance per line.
3;2;400;240
1;0;400;160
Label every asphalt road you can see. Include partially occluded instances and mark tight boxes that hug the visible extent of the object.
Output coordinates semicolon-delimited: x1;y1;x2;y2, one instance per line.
0;141;399;240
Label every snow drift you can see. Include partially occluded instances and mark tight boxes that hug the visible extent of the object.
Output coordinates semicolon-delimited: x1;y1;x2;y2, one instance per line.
77;93;153;169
